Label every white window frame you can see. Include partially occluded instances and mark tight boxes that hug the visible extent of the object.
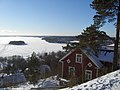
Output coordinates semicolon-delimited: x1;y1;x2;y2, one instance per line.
68;66;75;76
85;70;92;81
76;54;82;63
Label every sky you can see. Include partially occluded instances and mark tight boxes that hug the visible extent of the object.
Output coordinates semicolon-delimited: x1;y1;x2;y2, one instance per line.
0;0;116;36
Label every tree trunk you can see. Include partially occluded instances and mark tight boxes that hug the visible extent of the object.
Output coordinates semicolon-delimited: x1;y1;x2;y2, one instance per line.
113;0;120;71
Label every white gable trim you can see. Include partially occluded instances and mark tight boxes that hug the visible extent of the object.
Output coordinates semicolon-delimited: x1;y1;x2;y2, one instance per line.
61;62;64;77
59;48;103;68
59;49;76;62
80;49;103;68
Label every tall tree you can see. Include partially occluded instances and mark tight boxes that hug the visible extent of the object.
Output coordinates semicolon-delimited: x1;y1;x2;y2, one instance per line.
77;24;112;55
91;0;120;70
26;52;41;85
63;25;112;55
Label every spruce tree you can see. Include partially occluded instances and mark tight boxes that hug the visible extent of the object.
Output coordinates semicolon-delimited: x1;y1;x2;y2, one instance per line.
91;0;120;70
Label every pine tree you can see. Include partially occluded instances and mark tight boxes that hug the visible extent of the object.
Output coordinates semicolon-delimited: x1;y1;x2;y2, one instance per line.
91;0;120;70
63;24;111;55
77;25;111;55
27;52;40;85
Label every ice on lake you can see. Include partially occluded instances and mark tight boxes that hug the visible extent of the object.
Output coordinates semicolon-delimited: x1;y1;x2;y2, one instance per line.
0;37;66;57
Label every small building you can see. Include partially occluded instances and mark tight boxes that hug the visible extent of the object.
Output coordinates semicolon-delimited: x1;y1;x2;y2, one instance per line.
59;48;114;82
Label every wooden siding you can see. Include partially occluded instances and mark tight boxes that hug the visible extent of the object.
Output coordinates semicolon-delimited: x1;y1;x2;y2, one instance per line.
61;49;98;81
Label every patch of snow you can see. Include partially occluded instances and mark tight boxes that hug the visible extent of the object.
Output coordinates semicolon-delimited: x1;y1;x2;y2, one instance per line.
1;75;68;89
60;78;69;83
41;80;58;88
0;73;26;87
70;41;79;43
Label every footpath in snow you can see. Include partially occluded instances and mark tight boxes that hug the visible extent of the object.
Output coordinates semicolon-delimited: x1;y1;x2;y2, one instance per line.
60;69;120;90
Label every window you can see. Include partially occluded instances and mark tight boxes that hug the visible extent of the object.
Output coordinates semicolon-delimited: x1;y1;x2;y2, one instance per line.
68;66;75;76
85;70;92;81
76;54;82;63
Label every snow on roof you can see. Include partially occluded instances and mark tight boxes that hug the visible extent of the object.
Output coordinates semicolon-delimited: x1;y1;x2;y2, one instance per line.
83;49;114;68
107;44;114;47
70;40;79;43
81;49;103;68
60;48;114;68
60;69;120;90
107;43;120;47
96;50;114;63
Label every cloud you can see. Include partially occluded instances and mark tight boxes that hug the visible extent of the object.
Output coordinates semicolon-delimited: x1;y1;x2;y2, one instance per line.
0;29;22;35
0;29;17;33
0;29;42;36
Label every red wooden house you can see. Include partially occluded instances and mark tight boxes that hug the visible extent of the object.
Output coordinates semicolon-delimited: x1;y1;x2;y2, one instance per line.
59;48;114;82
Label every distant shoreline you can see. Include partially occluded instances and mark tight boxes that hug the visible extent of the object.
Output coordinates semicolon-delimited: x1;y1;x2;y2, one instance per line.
0;35;75;37
0;35;77;44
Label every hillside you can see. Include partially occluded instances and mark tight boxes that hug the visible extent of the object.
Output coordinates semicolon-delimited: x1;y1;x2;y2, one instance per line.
60;69;120;90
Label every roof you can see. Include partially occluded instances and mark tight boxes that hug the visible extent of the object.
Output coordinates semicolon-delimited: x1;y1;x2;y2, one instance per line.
81;49;103;68
93;50;114;63
59;48;114;68
59;49;76;62
107;43;120;47
83;49;114;68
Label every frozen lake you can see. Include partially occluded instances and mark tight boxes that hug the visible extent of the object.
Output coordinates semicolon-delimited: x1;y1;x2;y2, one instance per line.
0;37;66;57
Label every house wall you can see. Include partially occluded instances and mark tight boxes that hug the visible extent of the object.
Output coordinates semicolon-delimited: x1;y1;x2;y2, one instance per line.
61;49;98;81
82;53;98;81
98;61;113;76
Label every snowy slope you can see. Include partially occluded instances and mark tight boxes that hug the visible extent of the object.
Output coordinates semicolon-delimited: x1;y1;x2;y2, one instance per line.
60;69;120;90
2;70;120;90
6;76;60;90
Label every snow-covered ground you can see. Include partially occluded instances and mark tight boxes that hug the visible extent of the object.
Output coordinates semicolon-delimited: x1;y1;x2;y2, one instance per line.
4;76;61;90
60;69;120;90
2;70;120;90
0;37;65;57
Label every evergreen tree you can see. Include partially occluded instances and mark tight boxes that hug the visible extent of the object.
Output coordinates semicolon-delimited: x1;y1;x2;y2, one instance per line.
26;52;41;85
77;24;111;55
63;25;111;55
2;56;27;74
63;42;79;52
91;0;120;70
